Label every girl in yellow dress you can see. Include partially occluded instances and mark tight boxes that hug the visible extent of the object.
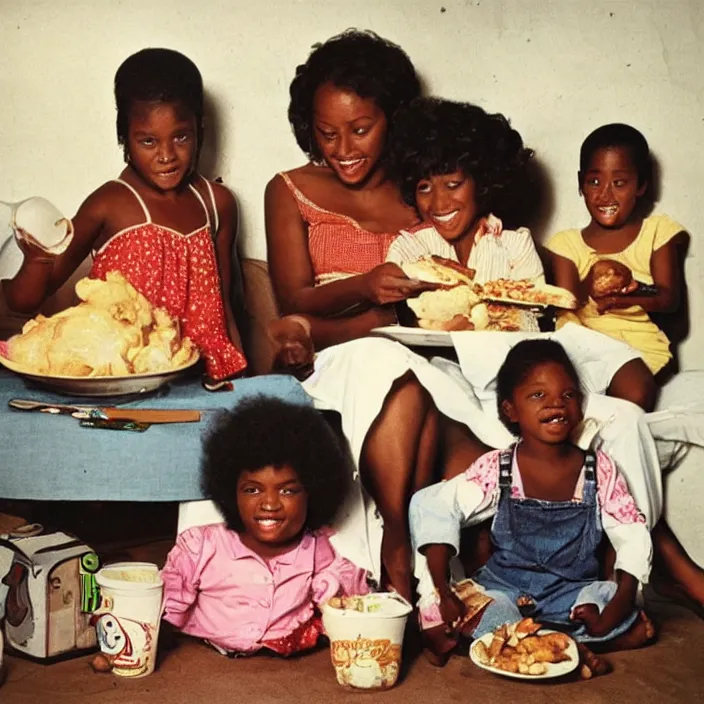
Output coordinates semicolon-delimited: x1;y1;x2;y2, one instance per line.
545;123;687;379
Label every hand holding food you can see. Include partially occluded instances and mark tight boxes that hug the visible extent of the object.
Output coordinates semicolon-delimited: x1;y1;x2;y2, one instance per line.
589;259;638;299
397;257;576;332
363;262;440;305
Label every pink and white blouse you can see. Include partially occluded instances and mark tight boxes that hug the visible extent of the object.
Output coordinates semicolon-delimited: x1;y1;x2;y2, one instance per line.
161;524;369;654
409;448;652;623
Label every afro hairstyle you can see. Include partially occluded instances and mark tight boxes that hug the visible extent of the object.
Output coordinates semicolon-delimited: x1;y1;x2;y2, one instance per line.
200;396;349;533
288;28;420;161
388;97;533;220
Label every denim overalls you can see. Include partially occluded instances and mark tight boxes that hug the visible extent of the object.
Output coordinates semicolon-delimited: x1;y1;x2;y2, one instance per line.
471;447;639;643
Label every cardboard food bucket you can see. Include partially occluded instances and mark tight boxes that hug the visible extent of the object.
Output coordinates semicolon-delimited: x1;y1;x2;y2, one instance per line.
321;593;412;690
93;562;163;678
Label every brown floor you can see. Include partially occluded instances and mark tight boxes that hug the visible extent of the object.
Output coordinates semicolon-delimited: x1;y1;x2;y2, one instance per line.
1;508;703;703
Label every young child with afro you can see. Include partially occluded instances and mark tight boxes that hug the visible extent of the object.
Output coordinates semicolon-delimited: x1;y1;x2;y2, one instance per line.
161;397;368;657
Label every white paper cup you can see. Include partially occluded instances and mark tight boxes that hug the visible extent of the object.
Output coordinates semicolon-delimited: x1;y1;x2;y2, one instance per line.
321;593;412;690
94;562;163;678
12;197;73;255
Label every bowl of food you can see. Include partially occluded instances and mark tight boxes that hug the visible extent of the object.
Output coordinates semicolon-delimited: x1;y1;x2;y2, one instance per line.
0;272;199;397
321;593;412;690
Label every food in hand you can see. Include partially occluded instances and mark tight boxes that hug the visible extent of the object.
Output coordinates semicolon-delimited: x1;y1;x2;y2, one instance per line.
401;256;476;287
451;579;495;633
590;259;635;298
473;618;573;676
399;257;574;333
6;271;198;376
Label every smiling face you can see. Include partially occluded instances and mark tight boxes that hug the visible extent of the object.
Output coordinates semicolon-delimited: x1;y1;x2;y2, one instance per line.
126;101;197;192
580;146;646;230
237;464;308;557
415;171;480;244
502;361;583;446
312;82;388;186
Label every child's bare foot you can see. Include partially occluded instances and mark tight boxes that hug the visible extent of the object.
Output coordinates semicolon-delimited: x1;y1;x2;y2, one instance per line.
421;625;457;668
597;610;656;652
577;643;611;679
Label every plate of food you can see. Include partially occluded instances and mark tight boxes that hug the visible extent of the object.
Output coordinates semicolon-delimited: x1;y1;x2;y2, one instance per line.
369;325;453;347
469;618;579;680
396;257;562;333
0;271;200;397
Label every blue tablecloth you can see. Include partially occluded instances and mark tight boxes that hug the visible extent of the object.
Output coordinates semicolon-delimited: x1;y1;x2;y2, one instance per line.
0;371;311;501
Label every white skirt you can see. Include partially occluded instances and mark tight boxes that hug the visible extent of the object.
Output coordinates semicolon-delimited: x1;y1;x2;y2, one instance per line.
302;326;666;580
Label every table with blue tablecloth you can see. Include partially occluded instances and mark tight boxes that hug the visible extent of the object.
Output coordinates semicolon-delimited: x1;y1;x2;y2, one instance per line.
0;371;311;501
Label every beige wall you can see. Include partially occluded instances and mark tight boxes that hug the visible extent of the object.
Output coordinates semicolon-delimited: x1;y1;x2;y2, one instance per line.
1;0;702;365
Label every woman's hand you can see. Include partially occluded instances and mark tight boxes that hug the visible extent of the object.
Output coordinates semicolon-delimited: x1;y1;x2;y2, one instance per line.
362;263;439;305
268;316;315;380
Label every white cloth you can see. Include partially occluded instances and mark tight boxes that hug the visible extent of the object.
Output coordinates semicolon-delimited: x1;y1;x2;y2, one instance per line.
386;219;545;285
302;337;505;581
301;327;662;581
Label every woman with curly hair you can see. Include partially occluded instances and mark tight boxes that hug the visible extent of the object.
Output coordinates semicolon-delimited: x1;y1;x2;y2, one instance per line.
265;30;494;602
161;396;368;657
387;97;542;286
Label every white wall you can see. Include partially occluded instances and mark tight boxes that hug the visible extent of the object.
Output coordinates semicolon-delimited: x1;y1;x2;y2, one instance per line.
1;0;702;365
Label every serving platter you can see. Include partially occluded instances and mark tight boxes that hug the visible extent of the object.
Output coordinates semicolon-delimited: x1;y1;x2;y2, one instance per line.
0;345;199;397
469;628;579;681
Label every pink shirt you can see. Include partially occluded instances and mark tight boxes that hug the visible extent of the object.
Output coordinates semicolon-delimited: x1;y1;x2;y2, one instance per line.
161;524;369;653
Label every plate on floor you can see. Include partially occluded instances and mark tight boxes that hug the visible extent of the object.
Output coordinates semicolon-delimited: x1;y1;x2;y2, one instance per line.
369;325;453;347
469;628;579;680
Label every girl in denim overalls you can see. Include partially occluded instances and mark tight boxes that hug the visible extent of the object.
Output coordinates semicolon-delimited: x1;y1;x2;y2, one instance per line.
410;339;655;669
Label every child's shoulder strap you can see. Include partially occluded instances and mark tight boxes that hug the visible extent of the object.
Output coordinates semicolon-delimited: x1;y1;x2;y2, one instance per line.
584;449;597;484
498;445;515;489
112;179;151;223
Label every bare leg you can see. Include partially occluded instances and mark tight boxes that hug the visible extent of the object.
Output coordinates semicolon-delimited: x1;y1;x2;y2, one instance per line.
651;519;704;611
606;358;657;411
360;373;439;602
440;416;490;480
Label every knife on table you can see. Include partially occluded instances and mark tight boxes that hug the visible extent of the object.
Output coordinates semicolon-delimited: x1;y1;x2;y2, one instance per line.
8;399;201;423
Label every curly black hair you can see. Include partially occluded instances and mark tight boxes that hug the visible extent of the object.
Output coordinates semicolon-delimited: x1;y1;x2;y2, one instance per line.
579;123;651;188
288;29;420;161
496;340;582;436
388;97;533;220
201;396;349;533
114;48;204;162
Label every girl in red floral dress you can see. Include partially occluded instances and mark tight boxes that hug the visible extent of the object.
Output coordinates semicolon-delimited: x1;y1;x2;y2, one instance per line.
5;48;246;385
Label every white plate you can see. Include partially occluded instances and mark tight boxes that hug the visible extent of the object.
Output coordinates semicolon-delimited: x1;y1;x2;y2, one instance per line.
0;348;199;398
469;628;579;681
370;326;453;347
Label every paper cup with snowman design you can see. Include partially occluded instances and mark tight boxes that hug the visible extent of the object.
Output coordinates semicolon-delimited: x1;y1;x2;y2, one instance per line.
321;593;412;690
93;562;164;678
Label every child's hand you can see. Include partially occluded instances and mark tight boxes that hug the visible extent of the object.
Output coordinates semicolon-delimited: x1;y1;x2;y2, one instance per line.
363;263;440;305
437;588;466;628
268;316;315;380
595;295;637;314
571;600;630;638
